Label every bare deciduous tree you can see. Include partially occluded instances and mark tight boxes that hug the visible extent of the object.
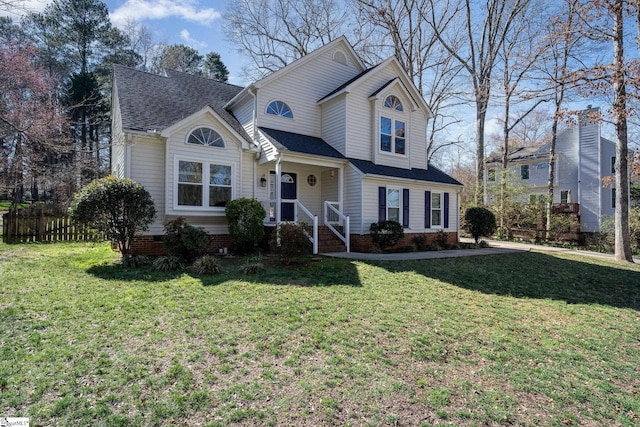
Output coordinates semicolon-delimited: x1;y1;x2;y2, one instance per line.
224;0;354;79
425;0;532;204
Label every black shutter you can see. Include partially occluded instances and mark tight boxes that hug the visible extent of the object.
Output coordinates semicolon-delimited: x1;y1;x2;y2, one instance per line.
424;190;431;228
402;188;409;228
378;186;386;221
444;192;450;228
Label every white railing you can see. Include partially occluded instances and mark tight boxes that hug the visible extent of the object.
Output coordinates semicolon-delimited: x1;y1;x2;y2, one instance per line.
295;200;318;254
324;201;350;252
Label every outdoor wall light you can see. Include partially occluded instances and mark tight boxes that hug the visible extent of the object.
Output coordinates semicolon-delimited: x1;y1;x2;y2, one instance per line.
259;174;267;187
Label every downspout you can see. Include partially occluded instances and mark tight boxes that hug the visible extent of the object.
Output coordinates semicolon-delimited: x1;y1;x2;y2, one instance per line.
275;153;282;225
249;86;259;199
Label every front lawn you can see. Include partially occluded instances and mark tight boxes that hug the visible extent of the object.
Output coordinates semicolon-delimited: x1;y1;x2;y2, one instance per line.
1;242;639;426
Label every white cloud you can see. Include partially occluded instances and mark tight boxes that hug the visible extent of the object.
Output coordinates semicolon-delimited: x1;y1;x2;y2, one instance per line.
180;29;207;49
110;0;221;28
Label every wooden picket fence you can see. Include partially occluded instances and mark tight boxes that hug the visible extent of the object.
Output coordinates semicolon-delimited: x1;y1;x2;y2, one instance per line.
2;209;104;243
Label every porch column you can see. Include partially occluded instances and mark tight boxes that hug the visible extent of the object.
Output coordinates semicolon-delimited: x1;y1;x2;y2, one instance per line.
338;166;344;213
275;155;282;224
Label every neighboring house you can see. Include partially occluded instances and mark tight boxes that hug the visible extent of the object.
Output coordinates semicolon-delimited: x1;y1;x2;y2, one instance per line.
111;36;463;254
484;106;616;232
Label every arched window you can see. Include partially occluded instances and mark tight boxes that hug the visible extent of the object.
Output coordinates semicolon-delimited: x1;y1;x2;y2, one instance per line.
187;127;224;147
384;95;403;112
266;100;293;118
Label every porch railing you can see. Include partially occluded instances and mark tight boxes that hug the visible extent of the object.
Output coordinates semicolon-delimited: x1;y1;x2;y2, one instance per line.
295;200;318;254
324;201;350;252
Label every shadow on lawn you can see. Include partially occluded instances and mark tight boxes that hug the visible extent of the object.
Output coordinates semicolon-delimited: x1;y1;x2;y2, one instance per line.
87;256;363;287
370;252;640;310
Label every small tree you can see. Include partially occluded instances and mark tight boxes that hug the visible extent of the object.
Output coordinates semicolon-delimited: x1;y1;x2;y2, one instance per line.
464;207;497;244
225;198;266;254
369;220;404;252
69;176;155;256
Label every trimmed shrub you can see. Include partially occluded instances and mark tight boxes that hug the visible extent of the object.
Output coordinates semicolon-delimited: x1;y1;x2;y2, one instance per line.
411;233;428;251
190;255;221;275
68;176;156;257
162;217;208;263
225;198;266;254
464;207;497;243
369;220;404;252
270;223;311;265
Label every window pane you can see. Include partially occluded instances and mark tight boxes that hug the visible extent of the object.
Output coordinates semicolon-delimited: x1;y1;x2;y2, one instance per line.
380;134;391;152
395;137;405;155
395;121;405;137
521;165;529;180
388;207;400;223
179;161;202;183
431;193;441;209
178;183;202;206
188;128;223;147
210;164;231;186
209;186;231;207
388;189;399;208
266;101;293;118
432;210;441;226
488;168;496;181
380;117;392;135
561;191;569;204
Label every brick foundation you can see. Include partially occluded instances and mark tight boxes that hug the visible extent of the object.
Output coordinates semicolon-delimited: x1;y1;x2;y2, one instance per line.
350;231;459;253
130;234;234;256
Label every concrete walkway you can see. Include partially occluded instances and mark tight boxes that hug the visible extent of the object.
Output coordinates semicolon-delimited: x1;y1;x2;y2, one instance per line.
323;238;639;262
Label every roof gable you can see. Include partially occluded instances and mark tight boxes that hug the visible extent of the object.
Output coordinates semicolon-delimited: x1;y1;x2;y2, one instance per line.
317;56;432;118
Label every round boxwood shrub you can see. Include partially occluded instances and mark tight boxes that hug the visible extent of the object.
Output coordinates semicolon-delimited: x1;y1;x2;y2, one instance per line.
162;217;209;263
369;220;404;252
68;176;156;257
464;207;497;243
225;198;266;254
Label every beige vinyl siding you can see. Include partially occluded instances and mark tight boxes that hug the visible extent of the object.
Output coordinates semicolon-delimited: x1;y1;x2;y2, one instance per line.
164;118;243;218
320;96;347;155
258;49;362;137
233;95;255;141
343;64;429;169
343;165;363;233
110;85;126;178
361;177;459;234
241;151;255;199
129;136;165;234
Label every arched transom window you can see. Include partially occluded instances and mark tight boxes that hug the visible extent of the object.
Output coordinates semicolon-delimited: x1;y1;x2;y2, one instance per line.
266;100;293;118
384;95;403;112
187;127;224;147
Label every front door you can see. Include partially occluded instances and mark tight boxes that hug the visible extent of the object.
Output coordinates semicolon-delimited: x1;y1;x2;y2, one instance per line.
271;172;297;221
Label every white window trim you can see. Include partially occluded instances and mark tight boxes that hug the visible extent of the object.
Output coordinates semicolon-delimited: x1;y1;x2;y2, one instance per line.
378;113;407;157
431;191;443;228
387;187;402;223
185;126;225;148
173;156;235;213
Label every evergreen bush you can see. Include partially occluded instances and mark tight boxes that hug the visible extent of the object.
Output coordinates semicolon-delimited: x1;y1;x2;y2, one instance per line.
464;207;497;243
162;217;208;263
369;220;404;252
225;198;266;254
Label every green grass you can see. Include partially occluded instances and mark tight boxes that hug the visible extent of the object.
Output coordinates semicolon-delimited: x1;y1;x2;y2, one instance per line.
1;242;640;426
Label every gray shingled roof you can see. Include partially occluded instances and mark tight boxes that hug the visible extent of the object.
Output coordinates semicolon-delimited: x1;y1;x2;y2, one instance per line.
486;143;551;164
113;65;250;142
348;158;463;186
259;127;345;159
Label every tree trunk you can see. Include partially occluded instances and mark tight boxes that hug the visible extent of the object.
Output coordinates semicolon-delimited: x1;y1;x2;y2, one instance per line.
612;0;633;262
475;99;488;205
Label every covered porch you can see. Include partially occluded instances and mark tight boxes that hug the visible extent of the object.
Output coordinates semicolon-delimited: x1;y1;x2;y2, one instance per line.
256;157;350;254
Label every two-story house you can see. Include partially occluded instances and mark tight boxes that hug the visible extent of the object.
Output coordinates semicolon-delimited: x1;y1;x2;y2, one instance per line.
111;36;463;254
484;106;616;232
